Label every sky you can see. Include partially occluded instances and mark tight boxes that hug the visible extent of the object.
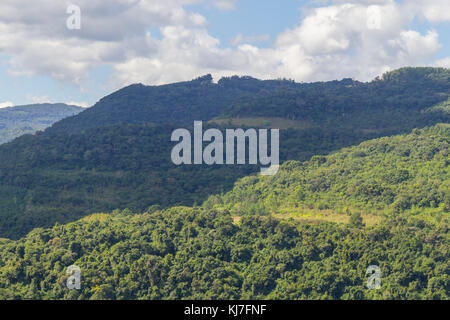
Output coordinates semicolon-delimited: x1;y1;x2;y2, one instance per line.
0;0;449;109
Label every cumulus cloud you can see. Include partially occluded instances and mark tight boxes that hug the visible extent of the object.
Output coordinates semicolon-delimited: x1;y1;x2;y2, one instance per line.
434;57;450;68
0;0;208;84
270;1;441;81
405;0;450;23
0;101;14;108
0;0;447;91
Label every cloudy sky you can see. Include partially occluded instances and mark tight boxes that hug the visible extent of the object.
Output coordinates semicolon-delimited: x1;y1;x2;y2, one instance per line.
0;0;449;108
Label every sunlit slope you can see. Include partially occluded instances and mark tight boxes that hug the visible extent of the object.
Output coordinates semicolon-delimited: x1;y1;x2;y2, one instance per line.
206;125;449;219
0;206;447;299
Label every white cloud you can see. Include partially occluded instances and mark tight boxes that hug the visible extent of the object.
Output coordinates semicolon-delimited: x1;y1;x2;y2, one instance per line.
211;0;238;10
26;94;52;104
112;1;444;86
230;34;270;46
67;101;89;108
434;57;450;68
0;0;209;84
0;101;14;108
0;0;447;92
391;30;441;63
405;0;450;23
316;0;450;23
270;1;441;81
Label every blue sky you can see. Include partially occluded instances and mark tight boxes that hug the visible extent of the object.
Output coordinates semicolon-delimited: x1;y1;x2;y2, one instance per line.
187;0;307;47
0;0;449;108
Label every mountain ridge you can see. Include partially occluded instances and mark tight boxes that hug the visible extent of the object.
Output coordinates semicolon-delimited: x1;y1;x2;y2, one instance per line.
0;103;83;145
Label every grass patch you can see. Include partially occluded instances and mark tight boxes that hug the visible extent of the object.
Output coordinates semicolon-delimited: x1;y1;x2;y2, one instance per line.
274;207;382;226
209;117;314;129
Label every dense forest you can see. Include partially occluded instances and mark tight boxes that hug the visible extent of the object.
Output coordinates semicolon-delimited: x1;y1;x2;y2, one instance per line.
0;104;82;145
207;125;449;219
49;68;450;134
0;125;447;300
0;67;448;300
0;203;447;299
47;74;300;134
0;68;448;239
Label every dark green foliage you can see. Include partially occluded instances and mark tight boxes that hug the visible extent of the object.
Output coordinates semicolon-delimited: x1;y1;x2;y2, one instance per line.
0;68;448;300
349;212;365;228
0;68;448;239
0;124;256;239
0;208;447;300
222;68;450;132
48;75;299;134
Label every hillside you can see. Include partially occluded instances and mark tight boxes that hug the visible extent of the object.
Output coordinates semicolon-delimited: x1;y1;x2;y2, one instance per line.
0;104;83;144
48;75;300;134
0;68;448;239
0;104;448;300
49;68;450;136
0;202;447;299
207;125;449;220
218;68;450;138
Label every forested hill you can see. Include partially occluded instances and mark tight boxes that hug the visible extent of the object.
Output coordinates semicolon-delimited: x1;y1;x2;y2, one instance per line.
0;205;447;299
0;103;82;144
220;67;450;132
0;68;448;239
47;74;301;134
0;124;448;300
204;124;450;219
47;67;450;135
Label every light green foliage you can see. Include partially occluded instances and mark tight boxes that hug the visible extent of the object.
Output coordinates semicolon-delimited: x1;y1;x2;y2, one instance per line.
211;125;449;218
0;207;447;300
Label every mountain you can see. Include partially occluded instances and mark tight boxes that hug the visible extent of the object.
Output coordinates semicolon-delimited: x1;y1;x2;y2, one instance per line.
220;67;449;132
0;103;83;145
48;74;300;134
49;68;450;135
0;126;448;299
0;68;448;239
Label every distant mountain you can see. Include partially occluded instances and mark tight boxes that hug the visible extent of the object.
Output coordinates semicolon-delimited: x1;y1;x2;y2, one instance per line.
0;103;83;144
0;67;448;239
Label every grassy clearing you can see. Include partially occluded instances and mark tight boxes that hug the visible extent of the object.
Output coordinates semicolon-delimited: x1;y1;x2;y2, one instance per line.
81;213;112;223
228;208;382;227
273;207;382;226
208;117;314;129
